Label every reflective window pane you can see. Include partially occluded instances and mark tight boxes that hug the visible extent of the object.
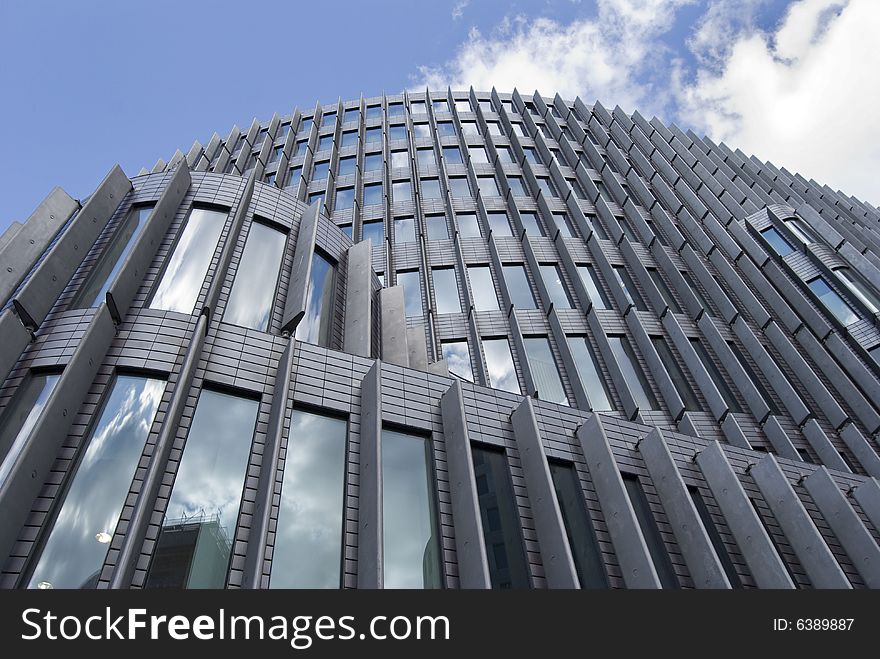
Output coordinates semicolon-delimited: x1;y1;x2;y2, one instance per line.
394;217;416;243
426;214;448;240
477;176;500;197
623;474;679;588
482;338;520;394
442;146;461;164
836;268;880;314
224;222;286;331
449;176;471;197
648;268;681;313
335;187;355;210
690;338;742;413
523;337;568;405
519;212;543;236
567;336;613;411
468;265;498;311
0;372;60;489
145;389;259;588
150;208;226;314
502;265;536;309
365;127;382;144
362;220;384;245
391;150;409;169
389;125;407;141
421;178;442;200
382;430;442;589
28;375;164;590
418;148;436;167
363;153;382;171
652;336;700;411
397;270;423;317
271;411;347;589
540;264;572;309
760;226;794;257
457;213;481;238
295;252;336;347
550;213;573;238
74;205;154;309
472;446;530;589
808;276;860;325
613;265;648;311
468;146;489;163
487;212;512;237
442;340;473;382
432;268;461;314
608;335;657;410
313;160;329;180
392;180;412;203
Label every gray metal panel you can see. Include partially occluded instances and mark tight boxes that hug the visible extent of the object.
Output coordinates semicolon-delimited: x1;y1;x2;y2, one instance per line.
12;166;131;329
406;324;428;371
243;337;294;588
357;361;383;588
802;467;880;588
438;380;491;588
760;415;802;461
281;200;321;333
838;423;880;478
749;454;851;588
638;429;730;588
106;164;192;323
576;414;661;588
0;221;22;253
0;308;31;389
799;418;849;473
0;187;79;307
850;478;880;535
695;442;795;588
379;286;409;367
109;312;208;588
510;397;580;588
343;240;373;357
0;303;115;563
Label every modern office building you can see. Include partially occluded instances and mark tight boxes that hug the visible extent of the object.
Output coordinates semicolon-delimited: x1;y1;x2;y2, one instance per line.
1;89;880;590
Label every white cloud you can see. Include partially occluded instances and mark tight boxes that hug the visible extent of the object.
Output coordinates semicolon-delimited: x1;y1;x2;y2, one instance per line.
452;0;469;20
678;0;879;203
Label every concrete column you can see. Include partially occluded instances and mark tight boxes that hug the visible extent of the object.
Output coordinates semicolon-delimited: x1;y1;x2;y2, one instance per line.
379;286;408;367
343;240;372;357
357;361;383;588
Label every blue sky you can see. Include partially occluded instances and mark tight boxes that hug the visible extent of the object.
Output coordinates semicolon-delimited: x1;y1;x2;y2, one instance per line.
1;0;877;234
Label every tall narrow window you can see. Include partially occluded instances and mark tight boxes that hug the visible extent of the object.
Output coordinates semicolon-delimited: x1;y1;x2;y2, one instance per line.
651;336;700;411
835;268;880;314
467;265;498;311
150;207;226;314
608;335;657;410
472;446;531;589
690;339;742;413
224;221;287;331
442;340;473;382
456;213;481;238
549;461;608;588
567;336;613;411
550;213;573;238
502;265;537;310
482;338;520;394
0;371;60;489
397;270;423;317
613;265;648;311
760;226;794;257
687;485;742;588
523;337;568;405
726;341;779;415
145;389;259;589
648;268;681;313
28;375;164;590
382;429;442;589
73;205;154;309
432;268;462;314
363;183;383;206
540;264;573;309
622;473;679;588
295;252;336;346
271;411;347;589
808;276;860;325
577;265;610;310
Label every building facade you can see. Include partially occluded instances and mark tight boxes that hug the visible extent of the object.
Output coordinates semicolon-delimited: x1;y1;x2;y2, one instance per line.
1;89;880;590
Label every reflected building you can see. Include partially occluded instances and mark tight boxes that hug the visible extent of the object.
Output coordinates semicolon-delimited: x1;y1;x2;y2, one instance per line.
1;90;880;590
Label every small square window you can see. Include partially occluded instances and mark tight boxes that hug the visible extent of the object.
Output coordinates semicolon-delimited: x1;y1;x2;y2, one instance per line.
487;212;511;236
388;103;404;117
389;124;407;141
317;135;333;152
298;117;313;134
507;176;527;196
486;122;503;136
410;100;427;113
433;99;449;113
343;108;359;123
321;112;336;127
437;122;456;136
412;123;431;138
363;183;383;206
366;105;382;121
418;148;436;167
362;220;384;245
426;214;448;240
468;146;489;163
478;100;493;112
460;121;479;136
363;153;382;172
457;213;481;238
448;177;471;197
365;127;382;144
477;176;500;197
392;180;412;203
394;217;416;243
442;146;462;164
496;146;513;163
313;160;329;181
391;150;409;169
341;131;358;148
286;166;302;188
338;156;357;177
421;178;443;200
335;187;355;210
455;100;472;112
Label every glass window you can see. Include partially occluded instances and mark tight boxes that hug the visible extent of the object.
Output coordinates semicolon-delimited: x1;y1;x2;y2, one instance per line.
478;100;493;112
808;276;860;325
361;220;384;245
365;105;382;121
150;207;226;314
312;160;330;181
0;371;60;489
389;124;407;141
224;221;286;331
432;268;461;314
145;389;260;588
690;339;743;413
317;135;333;152
622;474;679;588
726;341;779;415
335;186;355;210
567;336;613;411
340;224;353;239
432;99;449;113
340;130;358;148
472;445;530;589
549;461;608;588
321;112;336;127
468;146;489;163
454;99;472;112
652;336;700;411
519;212;543;236
760;226;794;257
298;118;313;134
392;180;412;203
394;217;416;243
441;146;462;164
391;150;409;169
382;429;442;589
412;123;430;138
613;265;648;311
437;122;455;137
270;410;347;589
503;265;537;309
477;176;500;197
343;108;359;123
540;264;572;309
388;103;404;117
460;121;479;136
523;336;568;405
363;153;382;172
619;216;639;243
264;173;276;187
550;213;574;238
577;266;610;311
365;127;382;144
589;214;609;240
397;270;423;317
73;205;154;309
27;375;164;590
295;252;336;346
687;485;742;587
468;265;498;311
608;335;658;410
418;148;436;167
457;213;481;238
277;123;291;140
448;176;471;197
409;100;427;113
308;192;325;208
785;218;816;244
648;268;681;313
836;268;880;314
363;182;383;206
482;338;520;394
507;176;527;196
269;146;283;163
537;177;558;198
680;271;714;317
522;147;540;165
487;212;511;236
426;214;448;240
511;123;527;137
442;340;473;381
421;178;443;200
286;166;302;189
496;146;513;163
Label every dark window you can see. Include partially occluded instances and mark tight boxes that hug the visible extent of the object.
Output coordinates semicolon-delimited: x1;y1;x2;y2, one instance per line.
613;265;648;311
760;226;795;257
726;341;779;415
622;473;679;588
340;131;357;148
648;268;681;313
651;336;700;411
690;339;743;413
608;335;658;410
687;485;742;588
365;127;382;144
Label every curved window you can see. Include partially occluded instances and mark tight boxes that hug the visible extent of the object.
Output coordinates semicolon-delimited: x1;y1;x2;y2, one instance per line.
224;221;286;331
295;252;336;346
